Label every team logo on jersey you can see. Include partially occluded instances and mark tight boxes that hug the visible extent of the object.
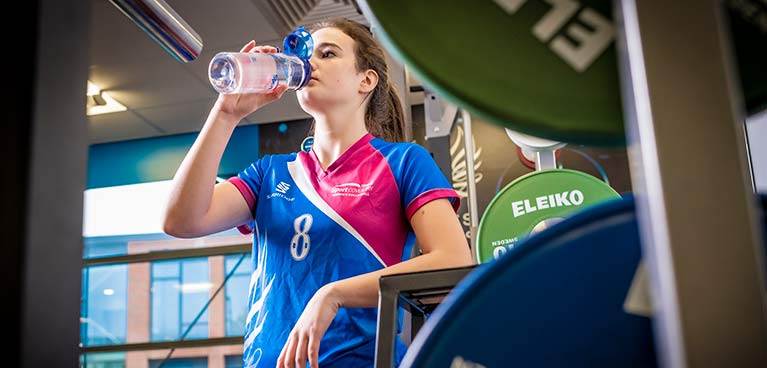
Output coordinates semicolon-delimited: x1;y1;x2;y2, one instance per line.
267;181;295;201
291;214;313;261
331;182;374;197
276;181;291;194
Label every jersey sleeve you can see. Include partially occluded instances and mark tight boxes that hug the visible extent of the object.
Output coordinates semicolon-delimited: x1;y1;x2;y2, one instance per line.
227;155;271;234
401;144;461;220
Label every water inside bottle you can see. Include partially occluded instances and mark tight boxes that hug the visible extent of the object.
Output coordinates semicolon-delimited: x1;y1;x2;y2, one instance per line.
209;55;237;93
209;52;308;94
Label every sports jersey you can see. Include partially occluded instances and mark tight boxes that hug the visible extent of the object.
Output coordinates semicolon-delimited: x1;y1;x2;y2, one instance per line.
228;133;460;368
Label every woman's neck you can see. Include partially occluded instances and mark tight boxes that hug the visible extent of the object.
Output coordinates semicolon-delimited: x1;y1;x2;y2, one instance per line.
310;109;368;170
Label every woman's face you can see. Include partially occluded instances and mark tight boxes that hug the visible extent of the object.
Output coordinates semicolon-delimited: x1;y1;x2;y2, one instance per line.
297;27;368;114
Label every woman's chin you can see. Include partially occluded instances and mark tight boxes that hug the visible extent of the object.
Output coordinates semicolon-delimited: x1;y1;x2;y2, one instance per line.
297;91;325;114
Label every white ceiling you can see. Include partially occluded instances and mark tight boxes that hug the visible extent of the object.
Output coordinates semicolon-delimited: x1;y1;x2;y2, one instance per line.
87;0;368;144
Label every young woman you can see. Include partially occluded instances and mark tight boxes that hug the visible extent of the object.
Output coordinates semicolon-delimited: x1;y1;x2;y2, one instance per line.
163;18;472;368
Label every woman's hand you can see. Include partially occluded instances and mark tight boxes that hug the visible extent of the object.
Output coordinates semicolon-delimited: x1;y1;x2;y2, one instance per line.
213;41;289;123
276;284;341;368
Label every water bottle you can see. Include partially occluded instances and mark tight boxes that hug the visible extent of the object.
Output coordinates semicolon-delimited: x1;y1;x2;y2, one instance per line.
209;26;313;94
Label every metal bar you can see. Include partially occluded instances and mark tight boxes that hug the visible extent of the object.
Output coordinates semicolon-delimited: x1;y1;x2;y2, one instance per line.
535;150;557;171
422;89;456;184
80;336;242;354
374;266;476;368
375;280;401;368
461;110;479;264
83;243;251;267
108;0;202;62
615;0;767;366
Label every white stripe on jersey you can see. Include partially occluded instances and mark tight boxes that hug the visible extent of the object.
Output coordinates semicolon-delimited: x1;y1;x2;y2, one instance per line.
287;157;386;266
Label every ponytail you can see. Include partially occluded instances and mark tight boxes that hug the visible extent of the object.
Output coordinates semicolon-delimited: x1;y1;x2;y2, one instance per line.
365;76;406;142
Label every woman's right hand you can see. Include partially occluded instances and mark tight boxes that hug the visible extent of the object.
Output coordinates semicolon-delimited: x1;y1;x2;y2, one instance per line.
213;41;289;122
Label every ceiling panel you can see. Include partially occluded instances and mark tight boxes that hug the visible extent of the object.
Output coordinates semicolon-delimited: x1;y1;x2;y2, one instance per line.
135;98;219;136
88;111;162;144
89;60;214;110
167;0;281;51
89;0;175;68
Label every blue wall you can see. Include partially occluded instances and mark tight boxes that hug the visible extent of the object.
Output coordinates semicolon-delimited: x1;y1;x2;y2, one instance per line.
87;125;260;189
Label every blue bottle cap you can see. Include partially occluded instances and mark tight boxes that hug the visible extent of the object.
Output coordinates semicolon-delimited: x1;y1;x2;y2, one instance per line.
283;26;313;60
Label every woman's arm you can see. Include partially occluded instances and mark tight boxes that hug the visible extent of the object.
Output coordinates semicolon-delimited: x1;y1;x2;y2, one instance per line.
161;104;251;238
163;42;287;238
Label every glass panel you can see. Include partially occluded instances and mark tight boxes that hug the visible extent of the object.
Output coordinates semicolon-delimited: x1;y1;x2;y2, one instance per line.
153;261;179;279
81;253;251;345
80;352;126;368
84;235;130;259
151;275;180;341
225;254;251;336
81;346;243;368
225;354;244;368
181;259;210;339
148;357;207;368
151;258;211;341
81;265;127;347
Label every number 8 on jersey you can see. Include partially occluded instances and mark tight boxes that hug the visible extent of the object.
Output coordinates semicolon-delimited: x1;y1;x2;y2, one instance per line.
291;214;313;261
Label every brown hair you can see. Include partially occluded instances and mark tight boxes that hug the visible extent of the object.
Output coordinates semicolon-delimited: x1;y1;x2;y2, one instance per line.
308;18;406;142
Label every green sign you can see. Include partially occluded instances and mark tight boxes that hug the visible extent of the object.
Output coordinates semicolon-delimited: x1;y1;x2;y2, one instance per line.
476;169;621;263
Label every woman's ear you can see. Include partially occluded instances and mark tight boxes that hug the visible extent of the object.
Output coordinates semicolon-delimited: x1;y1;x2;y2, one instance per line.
360;69;379;94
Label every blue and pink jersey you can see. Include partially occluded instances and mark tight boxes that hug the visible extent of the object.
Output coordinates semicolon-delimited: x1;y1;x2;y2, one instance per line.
228;133;459;367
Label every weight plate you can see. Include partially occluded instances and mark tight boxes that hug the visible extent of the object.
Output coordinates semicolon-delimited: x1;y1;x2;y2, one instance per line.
358;0;625;146
476;169;621;263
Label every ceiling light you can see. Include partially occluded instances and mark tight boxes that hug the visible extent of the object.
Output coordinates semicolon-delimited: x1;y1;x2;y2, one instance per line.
87;81;127;116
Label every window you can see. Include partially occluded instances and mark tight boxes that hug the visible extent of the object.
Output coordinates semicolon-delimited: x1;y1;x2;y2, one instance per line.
225;253;251;336
81;181;250;366
148;357;207;368
225;355;244;368
151;258;210;341
81;265;127;346
80;352;126;368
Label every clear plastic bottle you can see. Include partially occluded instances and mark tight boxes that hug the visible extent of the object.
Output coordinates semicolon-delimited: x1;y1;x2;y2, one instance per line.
208;26;313;94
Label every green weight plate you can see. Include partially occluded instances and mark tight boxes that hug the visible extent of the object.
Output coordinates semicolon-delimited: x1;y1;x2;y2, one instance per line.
359;0;624;146
476;169;621;263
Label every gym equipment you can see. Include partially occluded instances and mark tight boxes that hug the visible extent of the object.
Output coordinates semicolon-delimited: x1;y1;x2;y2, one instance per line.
476;169;621;263
109;0;203;62
359;0;624;146
397;193;767;367
505;128;566;171
402;196;656;367
359;0;767;144
375;266;477;368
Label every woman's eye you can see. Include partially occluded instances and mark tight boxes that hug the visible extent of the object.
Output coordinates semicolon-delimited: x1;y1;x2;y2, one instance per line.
321;50;335;58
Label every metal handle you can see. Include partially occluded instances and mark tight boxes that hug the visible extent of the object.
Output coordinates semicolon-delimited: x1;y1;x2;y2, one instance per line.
109;0;203;62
